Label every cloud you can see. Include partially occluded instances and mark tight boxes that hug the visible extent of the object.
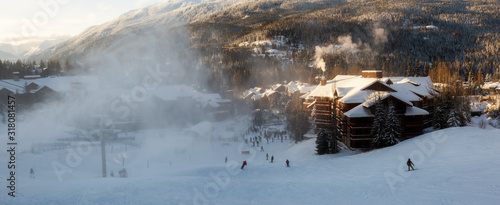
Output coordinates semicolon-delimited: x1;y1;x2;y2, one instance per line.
373;27;388;46
98;3;113;11
136;0;152;7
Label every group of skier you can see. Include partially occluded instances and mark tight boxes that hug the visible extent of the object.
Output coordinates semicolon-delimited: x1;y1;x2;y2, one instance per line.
228;152;290;170
243;126;415;172
240;157;290;170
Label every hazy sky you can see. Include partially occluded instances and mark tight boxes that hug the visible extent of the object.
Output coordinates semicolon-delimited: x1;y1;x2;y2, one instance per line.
0;0;166;44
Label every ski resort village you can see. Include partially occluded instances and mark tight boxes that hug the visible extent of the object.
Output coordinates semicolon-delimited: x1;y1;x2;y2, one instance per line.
1;67;500;204
2;0;500;204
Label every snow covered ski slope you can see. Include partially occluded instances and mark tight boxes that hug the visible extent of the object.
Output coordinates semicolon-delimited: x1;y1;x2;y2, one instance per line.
1;124;499;204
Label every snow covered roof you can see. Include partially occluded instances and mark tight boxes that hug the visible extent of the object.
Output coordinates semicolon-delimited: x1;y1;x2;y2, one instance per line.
299;85;316;94
0;80;23;93
361;91;391;108
243;87;262;98
24;75;41;79
272;84;283;90
252;93;265;101
0;76;100;94
405;106;429;116
482;82;500;90
304;75;435;104
303;74;435;117
194;93;222;108
300;92;314;100
307;83;335;98
336;87;353;97
152;85;195;101
246;88;281;101
344;104;374;118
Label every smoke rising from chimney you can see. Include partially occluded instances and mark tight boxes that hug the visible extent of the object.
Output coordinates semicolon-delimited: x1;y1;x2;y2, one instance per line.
313;26;388;73
313;44;334;73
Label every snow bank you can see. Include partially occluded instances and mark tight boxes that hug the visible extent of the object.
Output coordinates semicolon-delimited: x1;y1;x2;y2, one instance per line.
1;125;499;204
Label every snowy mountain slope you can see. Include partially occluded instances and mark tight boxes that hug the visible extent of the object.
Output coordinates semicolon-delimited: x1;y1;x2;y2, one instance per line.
1;124;499;204
0;50;17;60
30;0;349;62
0;36;70;60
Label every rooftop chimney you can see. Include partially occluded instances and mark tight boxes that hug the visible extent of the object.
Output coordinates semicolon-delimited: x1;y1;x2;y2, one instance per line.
13;72;20;81
320;77;327;86
362;70;382;78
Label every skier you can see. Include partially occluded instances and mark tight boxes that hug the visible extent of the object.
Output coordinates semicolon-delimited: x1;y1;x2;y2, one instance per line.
407;158;415;171
271;156;274;163
241;160;247;170
30;168;35;178
225;156;228;163
286;159;290;167
261;145;264;152
253;141;255;147
266;153;269;160
257;141;259;147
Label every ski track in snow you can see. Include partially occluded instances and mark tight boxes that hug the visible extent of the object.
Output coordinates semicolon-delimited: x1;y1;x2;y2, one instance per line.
1;122;499;205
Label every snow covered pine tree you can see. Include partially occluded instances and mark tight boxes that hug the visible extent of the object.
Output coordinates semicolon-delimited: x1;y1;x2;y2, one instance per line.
384;101;401;146
433;100;448;130
371;100;386;148
316;129;329;155
447;109;461;127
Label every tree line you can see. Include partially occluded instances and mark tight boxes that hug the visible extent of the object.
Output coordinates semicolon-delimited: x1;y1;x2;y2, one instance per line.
0;59;66;79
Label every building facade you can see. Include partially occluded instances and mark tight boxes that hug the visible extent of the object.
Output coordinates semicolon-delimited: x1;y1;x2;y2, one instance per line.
305;70;436;149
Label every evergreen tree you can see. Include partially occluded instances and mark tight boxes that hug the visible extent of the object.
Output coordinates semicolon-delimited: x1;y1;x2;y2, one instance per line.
252;109;264;127
286;93;311;142
289;112;311;142
39;60;45;69
371;100;386;148
458;97;472;126
316;129;329;155
328;114;340;154
384;101;401;146
447;109;460;127
433;100;448;130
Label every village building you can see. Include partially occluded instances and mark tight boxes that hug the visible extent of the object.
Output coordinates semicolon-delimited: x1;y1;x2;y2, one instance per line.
305;70;437;149
482;81;500;95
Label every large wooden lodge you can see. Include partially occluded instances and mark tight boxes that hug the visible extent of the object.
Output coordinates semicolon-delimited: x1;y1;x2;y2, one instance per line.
305;70;436;149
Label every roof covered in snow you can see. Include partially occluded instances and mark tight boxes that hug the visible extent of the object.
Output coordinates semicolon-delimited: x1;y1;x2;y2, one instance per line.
0;76;100;94
344;104;374;118
483;82;500;90
305;75;435;104
287;81;314;94
303;74;435;118
405;106;430;116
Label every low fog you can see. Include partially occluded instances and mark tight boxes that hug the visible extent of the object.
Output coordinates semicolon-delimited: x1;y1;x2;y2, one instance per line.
1;24;236;171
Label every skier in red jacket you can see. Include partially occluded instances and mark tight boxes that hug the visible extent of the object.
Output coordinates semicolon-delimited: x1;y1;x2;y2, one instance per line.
241;161;247;169
286;159;290;167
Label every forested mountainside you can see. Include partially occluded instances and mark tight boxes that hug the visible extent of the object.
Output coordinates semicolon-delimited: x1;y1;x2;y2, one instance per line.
22;0;500;93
